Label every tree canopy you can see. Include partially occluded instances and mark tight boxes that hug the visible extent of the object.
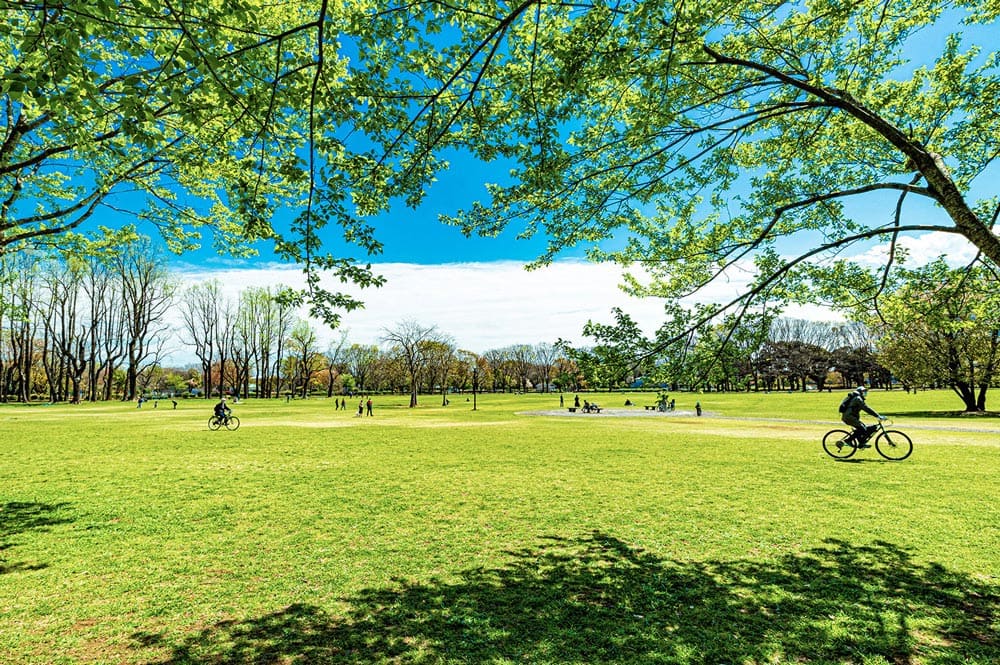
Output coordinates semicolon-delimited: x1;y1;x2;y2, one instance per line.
1;0;381;322
5;1;999;328
863;259;1000;411
332;0;1000;322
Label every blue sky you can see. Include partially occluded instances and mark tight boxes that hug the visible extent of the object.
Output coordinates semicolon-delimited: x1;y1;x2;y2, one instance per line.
160;151;645;361
335;156;558;265
160;7;993;273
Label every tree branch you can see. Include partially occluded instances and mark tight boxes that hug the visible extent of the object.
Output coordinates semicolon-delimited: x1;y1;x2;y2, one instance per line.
640;223;966;361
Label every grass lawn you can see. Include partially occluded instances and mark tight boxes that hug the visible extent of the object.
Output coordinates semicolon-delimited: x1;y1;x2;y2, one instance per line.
1;390;998;664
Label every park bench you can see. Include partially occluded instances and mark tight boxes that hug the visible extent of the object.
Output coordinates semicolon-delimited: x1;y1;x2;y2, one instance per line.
644;405;657;410
567;407;577;413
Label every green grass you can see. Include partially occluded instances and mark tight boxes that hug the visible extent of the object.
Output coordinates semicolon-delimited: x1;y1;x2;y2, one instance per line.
1;390;998;664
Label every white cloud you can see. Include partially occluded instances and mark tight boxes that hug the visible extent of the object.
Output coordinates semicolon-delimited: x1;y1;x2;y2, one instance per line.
362;261;673;349
850;231;980;268
165;258;846;364
172;260;669;354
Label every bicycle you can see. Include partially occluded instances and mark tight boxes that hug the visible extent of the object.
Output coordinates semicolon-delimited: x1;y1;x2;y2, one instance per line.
208;412;240;431
822;418;912;461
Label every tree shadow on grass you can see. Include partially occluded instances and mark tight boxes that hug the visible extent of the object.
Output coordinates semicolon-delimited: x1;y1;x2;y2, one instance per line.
0;501;72;574
887;410;1000;420
139;533;998;664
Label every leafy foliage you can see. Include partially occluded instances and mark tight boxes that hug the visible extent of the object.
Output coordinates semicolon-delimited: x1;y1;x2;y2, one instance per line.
329;0;1000;315
861;259;1000;410
7;1;1000;329
1;1;382;324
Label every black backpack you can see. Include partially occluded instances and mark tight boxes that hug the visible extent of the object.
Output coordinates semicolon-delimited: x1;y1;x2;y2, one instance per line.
838;394;853;413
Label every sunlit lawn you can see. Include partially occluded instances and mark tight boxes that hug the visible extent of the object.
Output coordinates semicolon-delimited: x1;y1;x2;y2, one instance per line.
1;389;997;663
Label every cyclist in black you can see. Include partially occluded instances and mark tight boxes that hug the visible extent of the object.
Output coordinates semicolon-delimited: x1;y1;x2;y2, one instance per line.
214;397;231;424
840;386;885;447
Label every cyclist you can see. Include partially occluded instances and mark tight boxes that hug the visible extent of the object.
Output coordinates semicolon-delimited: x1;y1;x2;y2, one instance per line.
213;397;231;425
839;386;886;447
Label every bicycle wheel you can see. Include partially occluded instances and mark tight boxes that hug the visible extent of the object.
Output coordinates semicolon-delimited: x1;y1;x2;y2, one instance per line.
875;429;912;461
208;416;222;431
822;429;857;459
225;415;240;431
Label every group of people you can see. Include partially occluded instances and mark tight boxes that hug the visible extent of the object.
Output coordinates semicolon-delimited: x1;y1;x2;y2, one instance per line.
328;397;375;416
560;394;600;413
215;386;881;439
214;394;377;423
138;396;179;409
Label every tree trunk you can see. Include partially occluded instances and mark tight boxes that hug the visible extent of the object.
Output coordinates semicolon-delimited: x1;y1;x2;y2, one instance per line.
70;375;82;404
951;382;981;412
976;385;989;412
